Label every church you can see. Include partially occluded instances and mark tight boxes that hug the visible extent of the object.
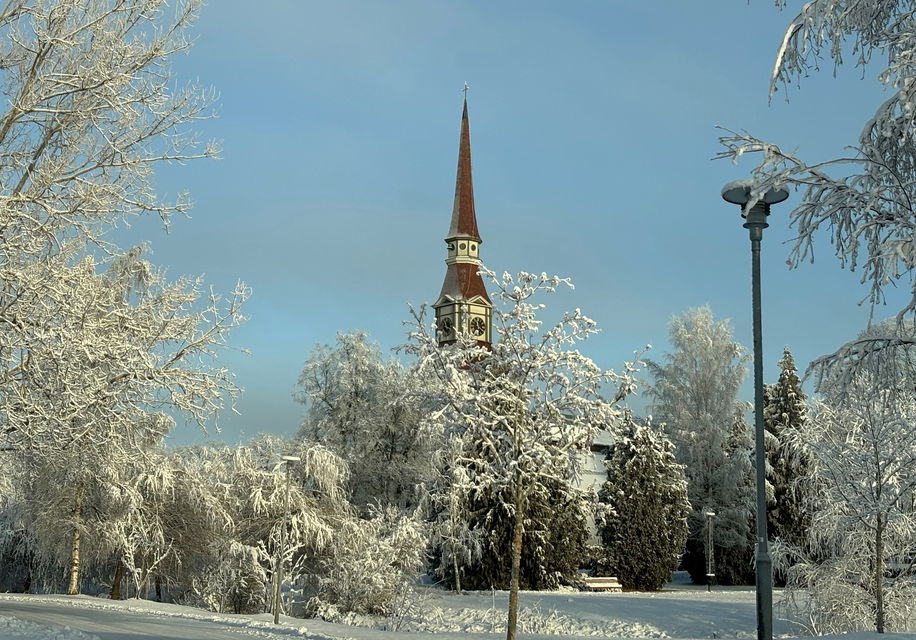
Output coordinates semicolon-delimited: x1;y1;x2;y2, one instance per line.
432;96;492;349
429;96;614;549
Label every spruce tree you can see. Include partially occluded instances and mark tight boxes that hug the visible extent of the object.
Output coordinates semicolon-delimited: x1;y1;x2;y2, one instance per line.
764;348;812;556
482;486;589;591
436;461;591;591
598;414;690;591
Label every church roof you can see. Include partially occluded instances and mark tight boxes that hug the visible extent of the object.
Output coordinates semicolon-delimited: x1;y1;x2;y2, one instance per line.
447;98;481;241
438;262;492;304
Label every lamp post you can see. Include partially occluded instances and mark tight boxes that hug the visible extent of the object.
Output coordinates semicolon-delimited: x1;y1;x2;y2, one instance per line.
273;455;301;625
722;180;787;640
704;510;716;593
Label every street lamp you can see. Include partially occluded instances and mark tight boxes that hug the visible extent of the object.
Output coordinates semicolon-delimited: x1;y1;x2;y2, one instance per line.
722;180;787;640
704;510;716;593
273;455;301;625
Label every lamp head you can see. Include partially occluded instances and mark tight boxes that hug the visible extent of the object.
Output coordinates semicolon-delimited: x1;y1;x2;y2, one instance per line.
722;179;787;232
722;179;788;211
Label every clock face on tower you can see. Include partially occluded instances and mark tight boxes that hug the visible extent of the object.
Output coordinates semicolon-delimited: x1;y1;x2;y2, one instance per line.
439;316;454;337
470;317;486;337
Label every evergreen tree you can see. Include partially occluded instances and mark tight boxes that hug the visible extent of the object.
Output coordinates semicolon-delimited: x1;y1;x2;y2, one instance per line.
448;476;591;591
763;348;812;557
598;414;690;591
647;306;755;585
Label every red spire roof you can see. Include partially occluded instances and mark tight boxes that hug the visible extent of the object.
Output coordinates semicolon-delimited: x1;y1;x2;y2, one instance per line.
438;262;491;304
447;98;481;240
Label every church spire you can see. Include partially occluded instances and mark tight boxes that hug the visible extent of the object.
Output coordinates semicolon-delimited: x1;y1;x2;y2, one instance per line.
447;97;480;240
433;93;492;347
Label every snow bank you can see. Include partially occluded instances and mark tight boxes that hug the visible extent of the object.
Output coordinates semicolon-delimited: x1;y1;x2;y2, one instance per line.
0;615;100;640
0;594;317;638
315;602;667;637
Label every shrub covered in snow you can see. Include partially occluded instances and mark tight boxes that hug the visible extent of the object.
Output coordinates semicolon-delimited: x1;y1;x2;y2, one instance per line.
190;541;268;614
306;506;426;617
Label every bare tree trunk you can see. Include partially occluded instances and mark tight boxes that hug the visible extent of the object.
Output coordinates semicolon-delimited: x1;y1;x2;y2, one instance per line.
155;575;162;602
453;552;462;594
506;491;525;640
137;564;147;599
875;514;885;633
110;559;124;600
67;484;85;595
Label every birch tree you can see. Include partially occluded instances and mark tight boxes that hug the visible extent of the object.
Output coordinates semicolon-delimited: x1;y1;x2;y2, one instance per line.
9;247;245;594
294;332;440;512
718;0;916;386
0;0;216;258
406;269;643;640
780;377;916;634
647;306;755;585
0;0;245;595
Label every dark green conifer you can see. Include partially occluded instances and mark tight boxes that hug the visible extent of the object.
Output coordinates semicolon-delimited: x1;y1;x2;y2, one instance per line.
598;414;690;591
764;347;812;560
443;477;590;591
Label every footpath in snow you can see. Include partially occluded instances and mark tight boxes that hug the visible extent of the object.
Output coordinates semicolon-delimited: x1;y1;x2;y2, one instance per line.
0;573;914;640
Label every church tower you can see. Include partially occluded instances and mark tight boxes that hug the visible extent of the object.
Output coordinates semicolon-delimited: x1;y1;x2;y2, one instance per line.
433;96;492;347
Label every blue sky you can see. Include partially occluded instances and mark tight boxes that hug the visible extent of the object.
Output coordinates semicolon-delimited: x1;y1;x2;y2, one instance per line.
118;1;904;446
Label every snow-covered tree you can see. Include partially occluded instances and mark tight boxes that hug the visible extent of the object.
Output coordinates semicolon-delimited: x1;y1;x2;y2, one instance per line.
0;0;225;449
6;247;245;594
420;434;484;594
110;444;235;602
179;436;350;615
778;376;916;634
598;413;690;591
295;332;440;512
406;269;643;640
763;347;812;565
0;1;249;596
305;506;426;618
0;0;216;258
646;306;755;585
440;468;592;592
424;416;591;594
718;1;916;388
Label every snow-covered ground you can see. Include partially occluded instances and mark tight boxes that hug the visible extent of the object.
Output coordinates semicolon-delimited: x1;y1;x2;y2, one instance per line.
0;574;913;640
